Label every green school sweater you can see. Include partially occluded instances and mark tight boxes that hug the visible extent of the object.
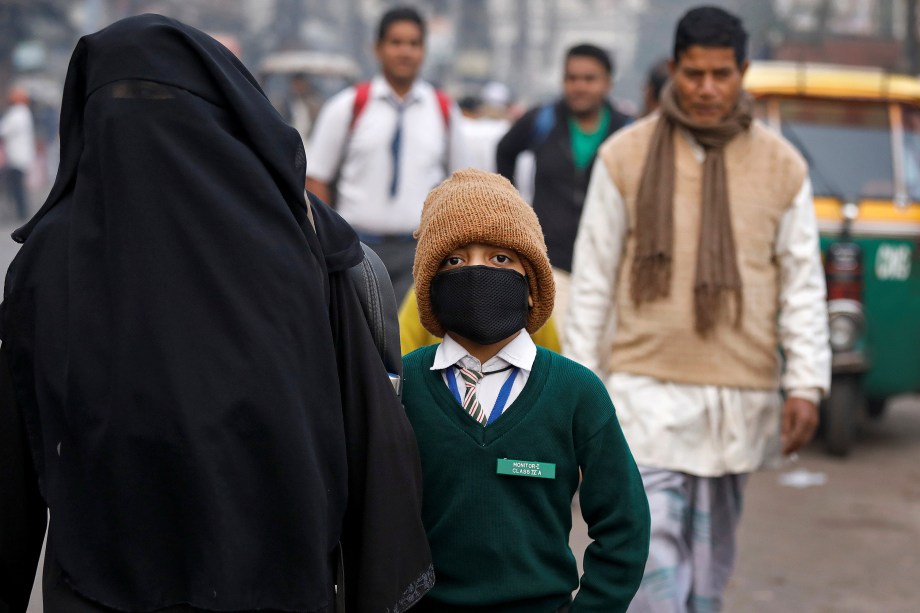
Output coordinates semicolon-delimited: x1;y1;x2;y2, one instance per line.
402;345;650;613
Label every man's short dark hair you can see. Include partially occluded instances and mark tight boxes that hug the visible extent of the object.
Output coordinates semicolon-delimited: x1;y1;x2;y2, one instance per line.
377;6;426;43
673;6;748;66
565;44;614;76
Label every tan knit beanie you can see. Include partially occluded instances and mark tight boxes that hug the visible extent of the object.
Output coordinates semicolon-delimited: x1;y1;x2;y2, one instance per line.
413;169;555;338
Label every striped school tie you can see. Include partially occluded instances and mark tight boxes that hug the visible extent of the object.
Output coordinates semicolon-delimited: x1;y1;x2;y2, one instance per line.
457;365;486;425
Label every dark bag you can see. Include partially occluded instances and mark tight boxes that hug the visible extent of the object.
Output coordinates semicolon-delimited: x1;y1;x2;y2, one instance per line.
346;242;403;397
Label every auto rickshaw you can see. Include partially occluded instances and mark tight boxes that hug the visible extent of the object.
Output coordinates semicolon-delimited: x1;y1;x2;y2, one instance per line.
744;62;920;456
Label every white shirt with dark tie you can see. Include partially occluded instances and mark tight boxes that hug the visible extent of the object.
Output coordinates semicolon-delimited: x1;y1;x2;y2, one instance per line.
431;330;536;422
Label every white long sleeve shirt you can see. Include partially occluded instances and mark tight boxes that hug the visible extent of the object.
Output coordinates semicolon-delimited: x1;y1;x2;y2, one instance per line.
564;140;831;476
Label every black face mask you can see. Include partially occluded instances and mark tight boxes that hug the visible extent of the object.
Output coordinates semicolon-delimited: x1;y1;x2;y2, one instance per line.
430;265;530;345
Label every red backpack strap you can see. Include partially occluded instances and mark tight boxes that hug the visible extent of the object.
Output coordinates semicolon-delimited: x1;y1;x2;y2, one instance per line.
433;89;453;173
434;89;452;128
349;81;372;132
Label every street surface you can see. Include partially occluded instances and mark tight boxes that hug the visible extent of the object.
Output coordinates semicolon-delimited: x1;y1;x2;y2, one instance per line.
722;395;920;613
1;218;916;613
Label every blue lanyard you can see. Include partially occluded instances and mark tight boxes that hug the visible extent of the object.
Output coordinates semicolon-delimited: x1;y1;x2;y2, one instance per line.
446;366;520;425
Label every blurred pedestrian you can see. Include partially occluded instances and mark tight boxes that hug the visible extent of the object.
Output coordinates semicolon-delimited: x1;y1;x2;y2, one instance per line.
565;7;830;611
460;81;513;173
307;6;469;299
0;14;431;613
496;44;631;343
403;169;649;612
0;86;36;220
642;58;670;116
457;94;481;119
283;73;322;149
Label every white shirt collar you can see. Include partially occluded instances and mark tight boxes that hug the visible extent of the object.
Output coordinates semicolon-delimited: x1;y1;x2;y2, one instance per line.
431;330;537;373
371;74;429;104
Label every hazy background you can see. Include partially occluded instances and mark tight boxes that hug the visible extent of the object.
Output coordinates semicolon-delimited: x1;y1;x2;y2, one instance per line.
2;0;918;119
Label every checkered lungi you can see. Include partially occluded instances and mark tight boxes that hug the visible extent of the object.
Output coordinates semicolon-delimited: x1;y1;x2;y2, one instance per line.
627;466;748;613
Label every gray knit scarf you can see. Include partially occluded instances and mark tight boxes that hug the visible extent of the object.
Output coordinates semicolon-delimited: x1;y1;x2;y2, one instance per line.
630;81;753;334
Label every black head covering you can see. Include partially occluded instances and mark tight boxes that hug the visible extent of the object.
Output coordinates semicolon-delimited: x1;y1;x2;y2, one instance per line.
1;14;430;612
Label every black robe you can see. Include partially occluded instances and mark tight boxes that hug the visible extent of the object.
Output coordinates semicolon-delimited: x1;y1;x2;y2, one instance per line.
0;14;431;613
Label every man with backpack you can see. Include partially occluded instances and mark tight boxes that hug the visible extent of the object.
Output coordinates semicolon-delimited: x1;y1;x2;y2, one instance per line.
496;44;631;341
307;6;469;298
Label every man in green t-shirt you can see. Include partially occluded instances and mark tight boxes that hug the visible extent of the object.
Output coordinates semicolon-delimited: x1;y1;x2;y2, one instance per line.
497;44;632;341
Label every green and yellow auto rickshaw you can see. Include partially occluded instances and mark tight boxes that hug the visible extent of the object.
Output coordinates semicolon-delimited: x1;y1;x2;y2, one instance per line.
744;61;920;455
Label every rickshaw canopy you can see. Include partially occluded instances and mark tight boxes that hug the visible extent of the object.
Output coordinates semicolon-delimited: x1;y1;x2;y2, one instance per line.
744;61;920;105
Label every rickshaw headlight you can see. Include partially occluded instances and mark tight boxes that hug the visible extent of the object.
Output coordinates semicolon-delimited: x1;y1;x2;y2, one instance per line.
829;314;859;352
827;299;864;353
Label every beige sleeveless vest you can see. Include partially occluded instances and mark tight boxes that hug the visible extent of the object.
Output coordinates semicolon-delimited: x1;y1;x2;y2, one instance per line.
599;115;807;389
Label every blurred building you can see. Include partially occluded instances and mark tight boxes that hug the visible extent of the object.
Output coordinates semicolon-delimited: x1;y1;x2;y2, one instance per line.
3;0;919;123
770;0;918;73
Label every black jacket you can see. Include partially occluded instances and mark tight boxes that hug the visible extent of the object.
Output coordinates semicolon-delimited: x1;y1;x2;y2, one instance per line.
496;100;631;272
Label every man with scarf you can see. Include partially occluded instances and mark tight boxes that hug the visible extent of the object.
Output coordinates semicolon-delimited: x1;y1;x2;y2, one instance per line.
564;7;830;612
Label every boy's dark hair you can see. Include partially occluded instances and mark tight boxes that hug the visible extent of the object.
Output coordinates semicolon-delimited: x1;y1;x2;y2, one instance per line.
458;95;481;113
377;6;426;43
673;6;748;67
565;44;614;76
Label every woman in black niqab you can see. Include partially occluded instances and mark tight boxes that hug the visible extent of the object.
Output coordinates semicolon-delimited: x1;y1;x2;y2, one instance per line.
0;14;432;613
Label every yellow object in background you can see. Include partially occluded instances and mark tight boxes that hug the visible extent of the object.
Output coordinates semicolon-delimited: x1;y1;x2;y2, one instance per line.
398;285;561;355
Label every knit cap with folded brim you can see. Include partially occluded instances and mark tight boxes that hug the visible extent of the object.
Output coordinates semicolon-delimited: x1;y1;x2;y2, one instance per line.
413;169;555;338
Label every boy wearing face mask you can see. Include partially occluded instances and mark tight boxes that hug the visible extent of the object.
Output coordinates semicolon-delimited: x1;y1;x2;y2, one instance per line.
402;169;650;613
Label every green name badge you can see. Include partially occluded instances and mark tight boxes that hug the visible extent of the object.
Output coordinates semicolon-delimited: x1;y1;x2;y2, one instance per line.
496;458;556;479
